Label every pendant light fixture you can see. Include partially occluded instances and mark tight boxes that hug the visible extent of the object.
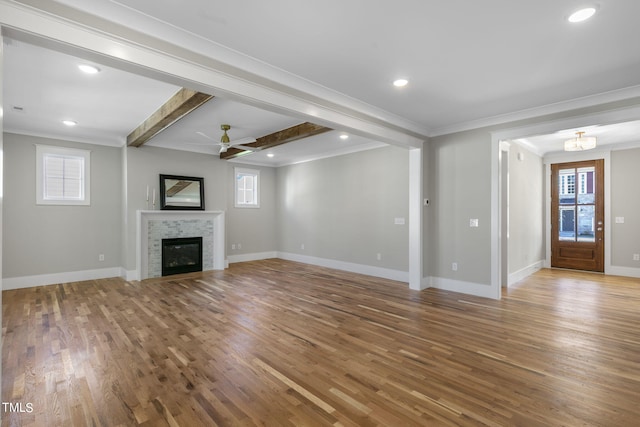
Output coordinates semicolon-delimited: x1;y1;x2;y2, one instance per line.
564;131;597;151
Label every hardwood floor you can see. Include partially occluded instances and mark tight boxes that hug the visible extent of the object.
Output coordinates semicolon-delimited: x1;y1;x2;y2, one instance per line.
2;260;640;426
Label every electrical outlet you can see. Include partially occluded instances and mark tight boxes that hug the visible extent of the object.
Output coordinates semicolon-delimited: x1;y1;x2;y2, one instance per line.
377;253;382;261
237;243;242;250
452;262;458;271
301;244;305;250
633;254;640;261
231;244;236;250
98;254;105;262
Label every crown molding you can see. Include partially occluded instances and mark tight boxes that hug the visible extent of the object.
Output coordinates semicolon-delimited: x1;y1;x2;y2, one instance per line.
431;85;640;137
4;128;124;147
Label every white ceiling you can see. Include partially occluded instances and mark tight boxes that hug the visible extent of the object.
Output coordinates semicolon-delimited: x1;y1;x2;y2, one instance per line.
4;0;640;163
3;39;179;146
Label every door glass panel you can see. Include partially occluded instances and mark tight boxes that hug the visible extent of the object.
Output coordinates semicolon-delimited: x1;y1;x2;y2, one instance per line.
558;168;576;205
559;206;576;241
577;205;595;242
577;166;595;204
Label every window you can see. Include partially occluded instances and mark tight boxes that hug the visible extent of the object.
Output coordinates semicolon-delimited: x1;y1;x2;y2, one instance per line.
234;167;259;208
36;145;90;205
559;173;575;196
579;172;586;194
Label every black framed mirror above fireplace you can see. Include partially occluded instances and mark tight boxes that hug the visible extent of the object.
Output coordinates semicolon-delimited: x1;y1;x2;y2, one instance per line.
159;174;205;210
161;237;203;276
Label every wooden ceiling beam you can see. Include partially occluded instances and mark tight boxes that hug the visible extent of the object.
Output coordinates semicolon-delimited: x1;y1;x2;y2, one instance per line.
127;88;213;147
165;180;192;197
220;122;332;160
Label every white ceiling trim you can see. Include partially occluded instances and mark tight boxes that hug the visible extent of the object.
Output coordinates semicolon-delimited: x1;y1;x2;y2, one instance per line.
432;84;640;138
491;104;640;157
4;128;124;147
492;104;640;141
0;1;427;148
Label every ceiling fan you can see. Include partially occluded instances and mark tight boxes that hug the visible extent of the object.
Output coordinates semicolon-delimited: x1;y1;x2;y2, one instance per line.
195;124;260;154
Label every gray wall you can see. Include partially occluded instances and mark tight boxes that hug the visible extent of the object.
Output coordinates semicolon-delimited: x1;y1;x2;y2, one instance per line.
226;164;277;257
425;98;640;288
610;147;640;268
276;145;410;271
1;32;4;393
3;116;639;288
3;133;122;277
426;130;492;285
508;143;545;274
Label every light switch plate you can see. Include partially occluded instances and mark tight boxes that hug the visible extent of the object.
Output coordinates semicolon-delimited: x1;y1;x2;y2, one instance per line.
615;217;625;224
469;218;479;227
395;217;406;225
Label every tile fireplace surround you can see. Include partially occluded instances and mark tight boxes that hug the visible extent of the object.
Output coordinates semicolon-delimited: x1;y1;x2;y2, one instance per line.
136;210;225;280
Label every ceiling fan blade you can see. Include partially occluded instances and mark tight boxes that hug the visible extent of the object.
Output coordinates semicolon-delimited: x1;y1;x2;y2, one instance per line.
228;137;257;146
233;144;263;152
196;131;216;141
187;131;221;146
193;129;257;152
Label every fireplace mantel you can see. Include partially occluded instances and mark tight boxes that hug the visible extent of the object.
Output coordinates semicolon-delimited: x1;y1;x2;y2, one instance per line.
135;210;225;280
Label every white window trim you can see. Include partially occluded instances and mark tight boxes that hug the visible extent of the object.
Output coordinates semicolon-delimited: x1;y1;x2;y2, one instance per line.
36;144;91;206
234;167;260;208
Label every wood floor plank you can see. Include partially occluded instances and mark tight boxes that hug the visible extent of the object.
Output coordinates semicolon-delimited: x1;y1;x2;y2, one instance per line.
3;261;640;426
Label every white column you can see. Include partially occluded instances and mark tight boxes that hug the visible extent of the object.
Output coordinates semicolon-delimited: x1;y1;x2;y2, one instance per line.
409;148;424;290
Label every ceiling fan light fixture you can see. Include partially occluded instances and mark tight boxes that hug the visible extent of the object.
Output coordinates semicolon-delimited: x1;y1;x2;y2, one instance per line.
220;124;231;143
564;131;597;151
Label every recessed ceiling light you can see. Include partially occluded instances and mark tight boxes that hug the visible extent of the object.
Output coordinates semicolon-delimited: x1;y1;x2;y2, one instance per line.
339;133;349;140
78;64;101;74
267;153;275;158
62;120;77;127
393;79;409;88
568;7;596;23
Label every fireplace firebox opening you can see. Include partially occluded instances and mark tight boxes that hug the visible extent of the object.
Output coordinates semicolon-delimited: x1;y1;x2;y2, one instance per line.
161;237;203;276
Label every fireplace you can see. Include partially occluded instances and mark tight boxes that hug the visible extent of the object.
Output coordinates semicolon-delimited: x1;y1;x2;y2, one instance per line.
161;237;203;276
136;210;225;281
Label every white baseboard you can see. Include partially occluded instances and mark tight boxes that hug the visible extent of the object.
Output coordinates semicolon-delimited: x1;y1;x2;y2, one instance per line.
426;276;497;299
7;259;633;292
607;265;640;278
227;251;278;264
508;261;544;287
277;252;409;283
2;267;125;290
125;269;138;281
